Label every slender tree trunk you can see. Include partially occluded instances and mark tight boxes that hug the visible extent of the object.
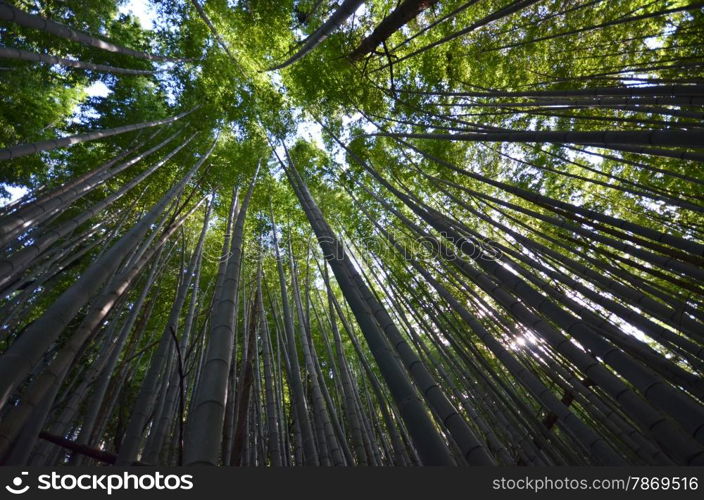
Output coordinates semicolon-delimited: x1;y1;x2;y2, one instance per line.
0;133;196;291
141;201;212;464
71;247;170;465
116;203;208;465
0;47;156;74
0;127;169;248
184;166;258;465
268;0;365;70
259;276;283;466
281;150;472;465
349;1;440;60
0;1;181;62
380;0;541;69
378;129;704;152
270;210;320;465
0;137;215;410
0;197;204;462
0;107;197;161
231;266;261;466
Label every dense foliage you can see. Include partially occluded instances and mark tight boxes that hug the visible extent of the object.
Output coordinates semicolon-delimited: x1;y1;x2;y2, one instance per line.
0;0;703;466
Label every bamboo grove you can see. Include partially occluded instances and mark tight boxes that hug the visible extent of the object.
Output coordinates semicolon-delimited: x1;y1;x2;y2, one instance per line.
0;0;702;467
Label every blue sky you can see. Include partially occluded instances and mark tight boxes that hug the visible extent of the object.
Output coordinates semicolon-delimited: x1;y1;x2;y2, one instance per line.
118;0;157;30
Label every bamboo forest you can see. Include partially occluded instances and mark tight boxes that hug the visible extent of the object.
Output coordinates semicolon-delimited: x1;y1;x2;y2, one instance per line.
0;0;703;468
